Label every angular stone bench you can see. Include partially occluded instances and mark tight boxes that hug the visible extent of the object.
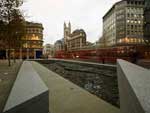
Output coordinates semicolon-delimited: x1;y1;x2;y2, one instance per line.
117;59;150;113
3;61;49;113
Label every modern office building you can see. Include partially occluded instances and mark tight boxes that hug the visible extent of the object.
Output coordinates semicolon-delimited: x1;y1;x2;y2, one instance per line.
103;0;145;46
144;0;150;44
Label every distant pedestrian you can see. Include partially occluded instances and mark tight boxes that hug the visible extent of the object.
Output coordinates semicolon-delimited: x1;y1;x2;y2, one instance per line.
131;49;139;64
102;57;105;64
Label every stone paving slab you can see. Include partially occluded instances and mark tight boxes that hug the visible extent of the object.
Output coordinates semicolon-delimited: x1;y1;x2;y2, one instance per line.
3;61;49;113
31;61;120;113
0;60;22;112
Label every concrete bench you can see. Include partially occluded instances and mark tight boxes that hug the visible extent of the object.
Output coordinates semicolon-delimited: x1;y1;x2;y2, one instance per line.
117;59;150;113
3;61;49;113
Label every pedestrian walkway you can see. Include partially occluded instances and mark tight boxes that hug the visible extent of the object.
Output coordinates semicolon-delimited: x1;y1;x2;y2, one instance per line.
0;60;22;112
31;61;120;113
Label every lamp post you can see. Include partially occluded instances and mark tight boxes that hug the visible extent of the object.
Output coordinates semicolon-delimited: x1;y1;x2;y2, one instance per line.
27;41;29;59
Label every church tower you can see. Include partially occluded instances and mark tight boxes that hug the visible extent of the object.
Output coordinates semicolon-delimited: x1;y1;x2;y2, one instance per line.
69;21;71;34
64;22;71;44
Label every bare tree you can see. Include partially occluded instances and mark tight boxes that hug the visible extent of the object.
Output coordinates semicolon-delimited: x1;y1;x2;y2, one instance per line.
0;0;25;66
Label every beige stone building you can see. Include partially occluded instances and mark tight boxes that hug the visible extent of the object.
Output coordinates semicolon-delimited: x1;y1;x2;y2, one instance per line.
0;21;44;59
64;22;86;51
21;21;44;59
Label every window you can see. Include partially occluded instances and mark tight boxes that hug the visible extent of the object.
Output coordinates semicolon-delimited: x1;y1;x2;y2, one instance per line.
138;21;141;24
127;20;130;23
139;1;141;5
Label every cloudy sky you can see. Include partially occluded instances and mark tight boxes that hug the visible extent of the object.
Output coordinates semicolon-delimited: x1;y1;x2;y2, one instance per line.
21;0;120;45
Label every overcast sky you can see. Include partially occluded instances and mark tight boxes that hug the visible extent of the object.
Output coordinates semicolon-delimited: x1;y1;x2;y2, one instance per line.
21;0;120;45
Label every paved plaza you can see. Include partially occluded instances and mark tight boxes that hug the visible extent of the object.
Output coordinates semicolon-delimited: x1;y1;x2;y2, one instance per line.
0;60;22;112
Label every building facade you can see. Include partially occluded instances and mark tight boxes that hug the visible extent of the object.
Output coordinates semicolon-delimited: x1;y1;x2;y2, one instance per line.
21;21;44;59
144;0;150;44
54;39;64;52
98;36;106;47
43;44;54;58
103;0;145;46
64;22;86;51
0;21;44;59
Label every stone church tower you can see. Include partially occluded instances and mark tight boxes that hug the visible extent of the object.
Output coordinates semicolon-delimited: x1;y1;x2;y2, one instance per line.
64;22;71;44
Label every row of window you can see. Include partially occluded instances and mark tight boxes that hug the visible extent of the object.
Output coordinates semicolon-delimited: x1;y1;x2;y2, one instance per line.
127;13;143;18
127;24;143;28
68;44;81;48
127;30;143;35
26;29;43;34
127;1;144;6
71;33;86;39
126;20;143;24
116;9;124;15
23;41;42;45
126;7;143;13
116;15;124;20
118;38;144;44
22;44;42;48
22;34;42;40
68;42;83;47
67;40;85;48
